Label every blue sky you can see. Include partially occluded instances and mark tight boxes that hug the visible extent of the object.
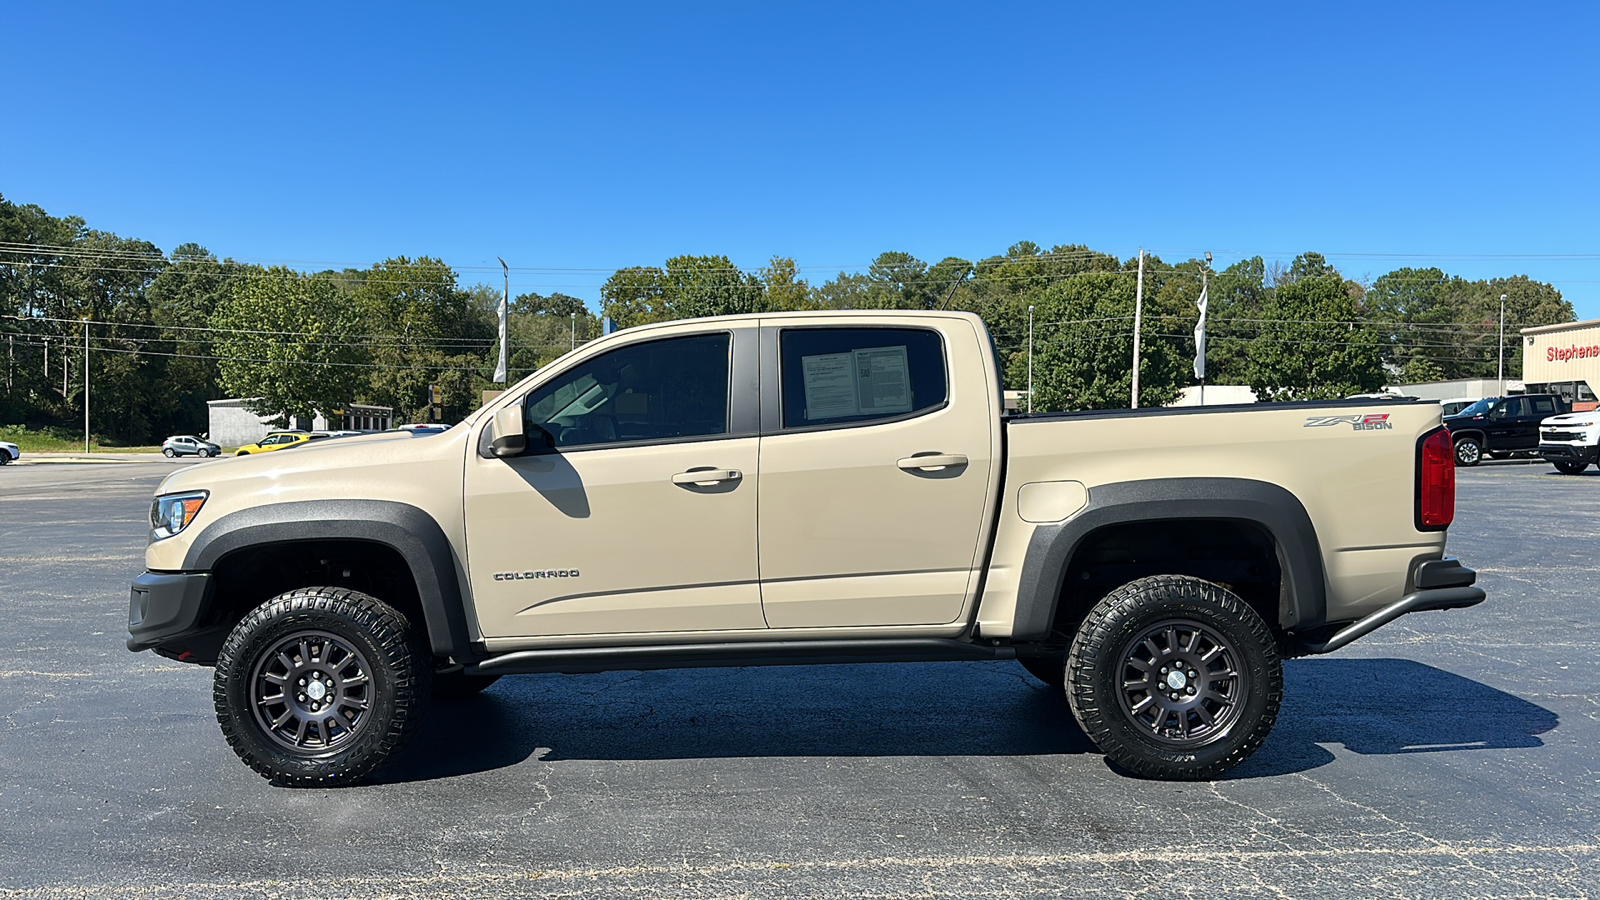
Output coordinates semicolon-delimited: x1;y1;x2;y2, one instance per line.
4;2;1598;317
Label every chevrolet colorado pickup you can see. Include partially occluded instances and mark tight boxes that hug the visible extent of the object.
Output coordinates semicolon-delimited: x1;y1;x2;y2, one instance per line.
128;311;1483;785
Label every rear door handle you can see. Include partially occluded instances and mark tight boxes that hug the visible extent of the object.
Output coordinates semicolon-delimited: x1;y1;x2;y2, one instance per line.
672;468;743;485
897;453;969;471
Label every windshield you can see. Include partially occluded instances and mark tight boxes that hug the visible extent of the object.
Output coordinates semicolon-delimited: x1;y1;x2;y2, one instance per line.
1456;399;1497;417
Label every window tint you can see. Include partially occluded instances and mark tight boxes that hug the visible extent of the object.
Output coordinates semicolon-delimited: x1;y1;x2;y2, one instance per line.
1496;398;1524;418
1531;396;1557;415
779;328;947;429
523;333;730;449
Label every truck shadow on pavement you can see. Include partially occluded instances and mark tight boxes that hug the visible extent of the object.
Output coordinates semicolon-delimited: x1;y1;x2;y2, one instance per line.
1228;657;1558;779
376;657;1556;784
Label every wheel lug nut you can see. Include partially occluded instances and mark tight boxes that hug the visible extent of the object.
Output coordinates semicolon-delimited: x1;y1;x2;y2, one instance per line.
298;694;306;701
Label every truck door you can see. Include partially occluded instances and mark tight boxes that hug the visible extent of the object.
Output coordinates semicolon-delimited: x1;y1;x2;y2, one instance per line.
755;320;1000;628
1522;395;1559;448
464;325;765;640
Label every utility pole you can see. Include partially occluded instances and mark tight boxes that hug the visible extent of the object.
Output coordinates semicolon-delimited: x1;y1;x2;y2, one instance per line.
1198;252;1211;406
1132;249;1145;409
1027;304;1035;413
83;318;90;453
1498;293;1507;396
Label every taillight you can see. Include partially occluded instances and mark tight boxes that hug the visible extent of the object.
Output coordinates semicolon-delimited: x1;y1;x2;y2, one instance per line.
1418;429;1455;530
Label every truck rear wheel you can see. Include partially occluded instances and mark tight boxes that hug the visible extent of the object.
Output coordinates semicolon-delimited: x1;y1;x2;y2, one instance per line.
1554;460;1589;475
1066;575;1281;780
214;587;431;787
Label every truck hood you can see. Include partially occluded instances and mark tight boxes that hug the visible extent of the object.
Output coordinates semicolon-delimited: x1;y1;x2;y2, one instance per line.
1541;412;1600;428
153;426;466;498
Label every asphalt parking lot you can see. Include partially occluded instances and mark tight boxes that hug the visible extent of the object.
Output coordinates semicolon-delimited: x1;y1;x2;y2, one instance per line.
1;459;1597;899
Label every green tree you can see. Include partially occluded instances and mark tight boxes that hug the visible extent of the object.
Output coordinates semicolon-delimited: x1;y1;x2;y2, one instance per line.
211;268;368;425
760;256;816;311
356;257;490;423
1019;271;1186;411
662;255;764;319
600;266;665;328
1243;275;1385;401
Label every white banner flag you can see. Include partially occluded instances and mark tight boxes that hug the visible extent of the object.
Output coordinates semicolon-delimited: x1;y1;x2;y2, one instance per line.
494;259;509;384
1193;283;1208;381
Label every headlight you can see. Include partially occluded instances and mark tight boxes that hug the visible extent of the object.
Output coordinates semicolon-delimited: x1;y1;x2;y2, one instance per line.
150;491;209;539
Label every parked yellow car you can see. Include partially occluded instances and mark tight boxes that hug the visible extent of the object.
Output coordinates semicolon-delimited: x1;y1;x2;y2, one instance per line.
234;431;312;455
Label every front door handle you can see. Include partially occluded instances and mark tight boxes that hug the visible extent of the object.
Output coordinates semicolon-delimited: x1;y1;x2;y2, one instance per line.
897;453;969;471
671;467;743;486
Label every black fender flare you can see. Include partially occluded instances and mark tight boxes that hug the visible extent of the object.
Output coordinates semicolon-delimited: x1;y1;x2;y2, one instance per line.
182;499;473;660
1448;428;1487;445
1010;478;1326;640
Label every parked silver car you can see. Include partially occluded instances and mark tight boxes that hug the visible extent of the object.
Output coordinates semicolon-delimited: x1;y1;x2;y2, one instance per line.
0;441;18;465
161;435;221;458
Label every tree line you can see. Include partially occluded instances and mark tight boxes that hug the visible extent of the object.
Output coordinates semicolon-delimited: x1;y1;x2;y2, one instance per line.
0;193;1577;444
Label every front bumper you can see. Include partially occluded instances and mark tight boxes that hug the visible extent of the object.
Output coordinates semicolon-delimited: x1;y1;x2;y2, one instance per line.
127;571;213;653
1297;558;1484;655
1538;442;1598;464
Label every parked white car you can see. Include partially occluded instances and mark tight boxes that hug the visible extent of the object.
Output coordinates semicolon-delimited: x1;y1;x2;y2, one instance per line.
1439;397;1481;418
161;435;222;458
0;441;19;465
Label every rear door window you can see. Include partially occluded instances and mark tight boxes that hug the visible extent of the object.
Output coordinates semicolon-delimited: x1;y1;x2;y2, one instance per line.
1530;396;1557;417
778;328;947;429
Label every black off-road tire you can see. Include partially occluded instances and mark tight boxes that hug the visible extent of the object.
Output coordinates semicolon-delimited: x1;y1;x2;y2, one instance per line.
1555;460;1589;475
1018;655;1066;691
214;587;431;787
1454;436;1482;467
1066;575;1282;781
432;670;502;702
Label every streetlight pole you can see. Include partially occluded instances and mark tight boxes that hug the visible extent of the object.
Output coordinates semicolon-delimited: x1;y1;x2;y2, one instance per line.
82;318;90;453
1498;293;1507;396
1132;249;1145;409
1027;304;1035;413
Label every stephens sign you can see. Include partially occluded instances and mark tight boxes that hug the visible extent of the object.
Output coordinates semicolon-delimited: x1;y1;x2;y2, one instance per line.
1548;344;1600;363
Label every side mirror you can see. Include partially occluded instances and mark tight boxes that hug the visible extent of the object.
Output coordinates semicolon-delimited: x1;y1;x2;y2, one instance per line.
491;406;528;458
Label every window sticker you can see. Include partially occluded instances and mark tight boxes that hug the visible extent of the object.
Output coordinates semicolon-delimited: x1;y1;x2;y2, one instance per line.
801;345;912;420
802;352;860;419
854;346;911;415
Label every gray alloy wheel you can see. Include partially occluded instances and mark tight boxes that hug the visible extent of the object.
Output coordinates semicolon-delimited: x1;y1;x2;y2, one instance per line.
163;448;176;457
1067;575;1281;780
1454;436;1482;466
214;587;430;786
197;448;212;458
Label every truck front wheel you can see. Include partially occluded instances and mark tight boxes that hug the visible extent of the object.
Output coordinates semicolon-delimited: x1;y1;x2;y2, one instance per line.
1066;575;1282;780
1554;460;1589;475
214;587;431;786
1454;436;1482;466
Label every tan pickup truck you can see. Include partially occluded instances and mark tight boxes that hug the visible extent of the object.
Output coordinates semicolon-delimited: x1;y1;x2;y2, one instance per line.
128;310;1482;785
